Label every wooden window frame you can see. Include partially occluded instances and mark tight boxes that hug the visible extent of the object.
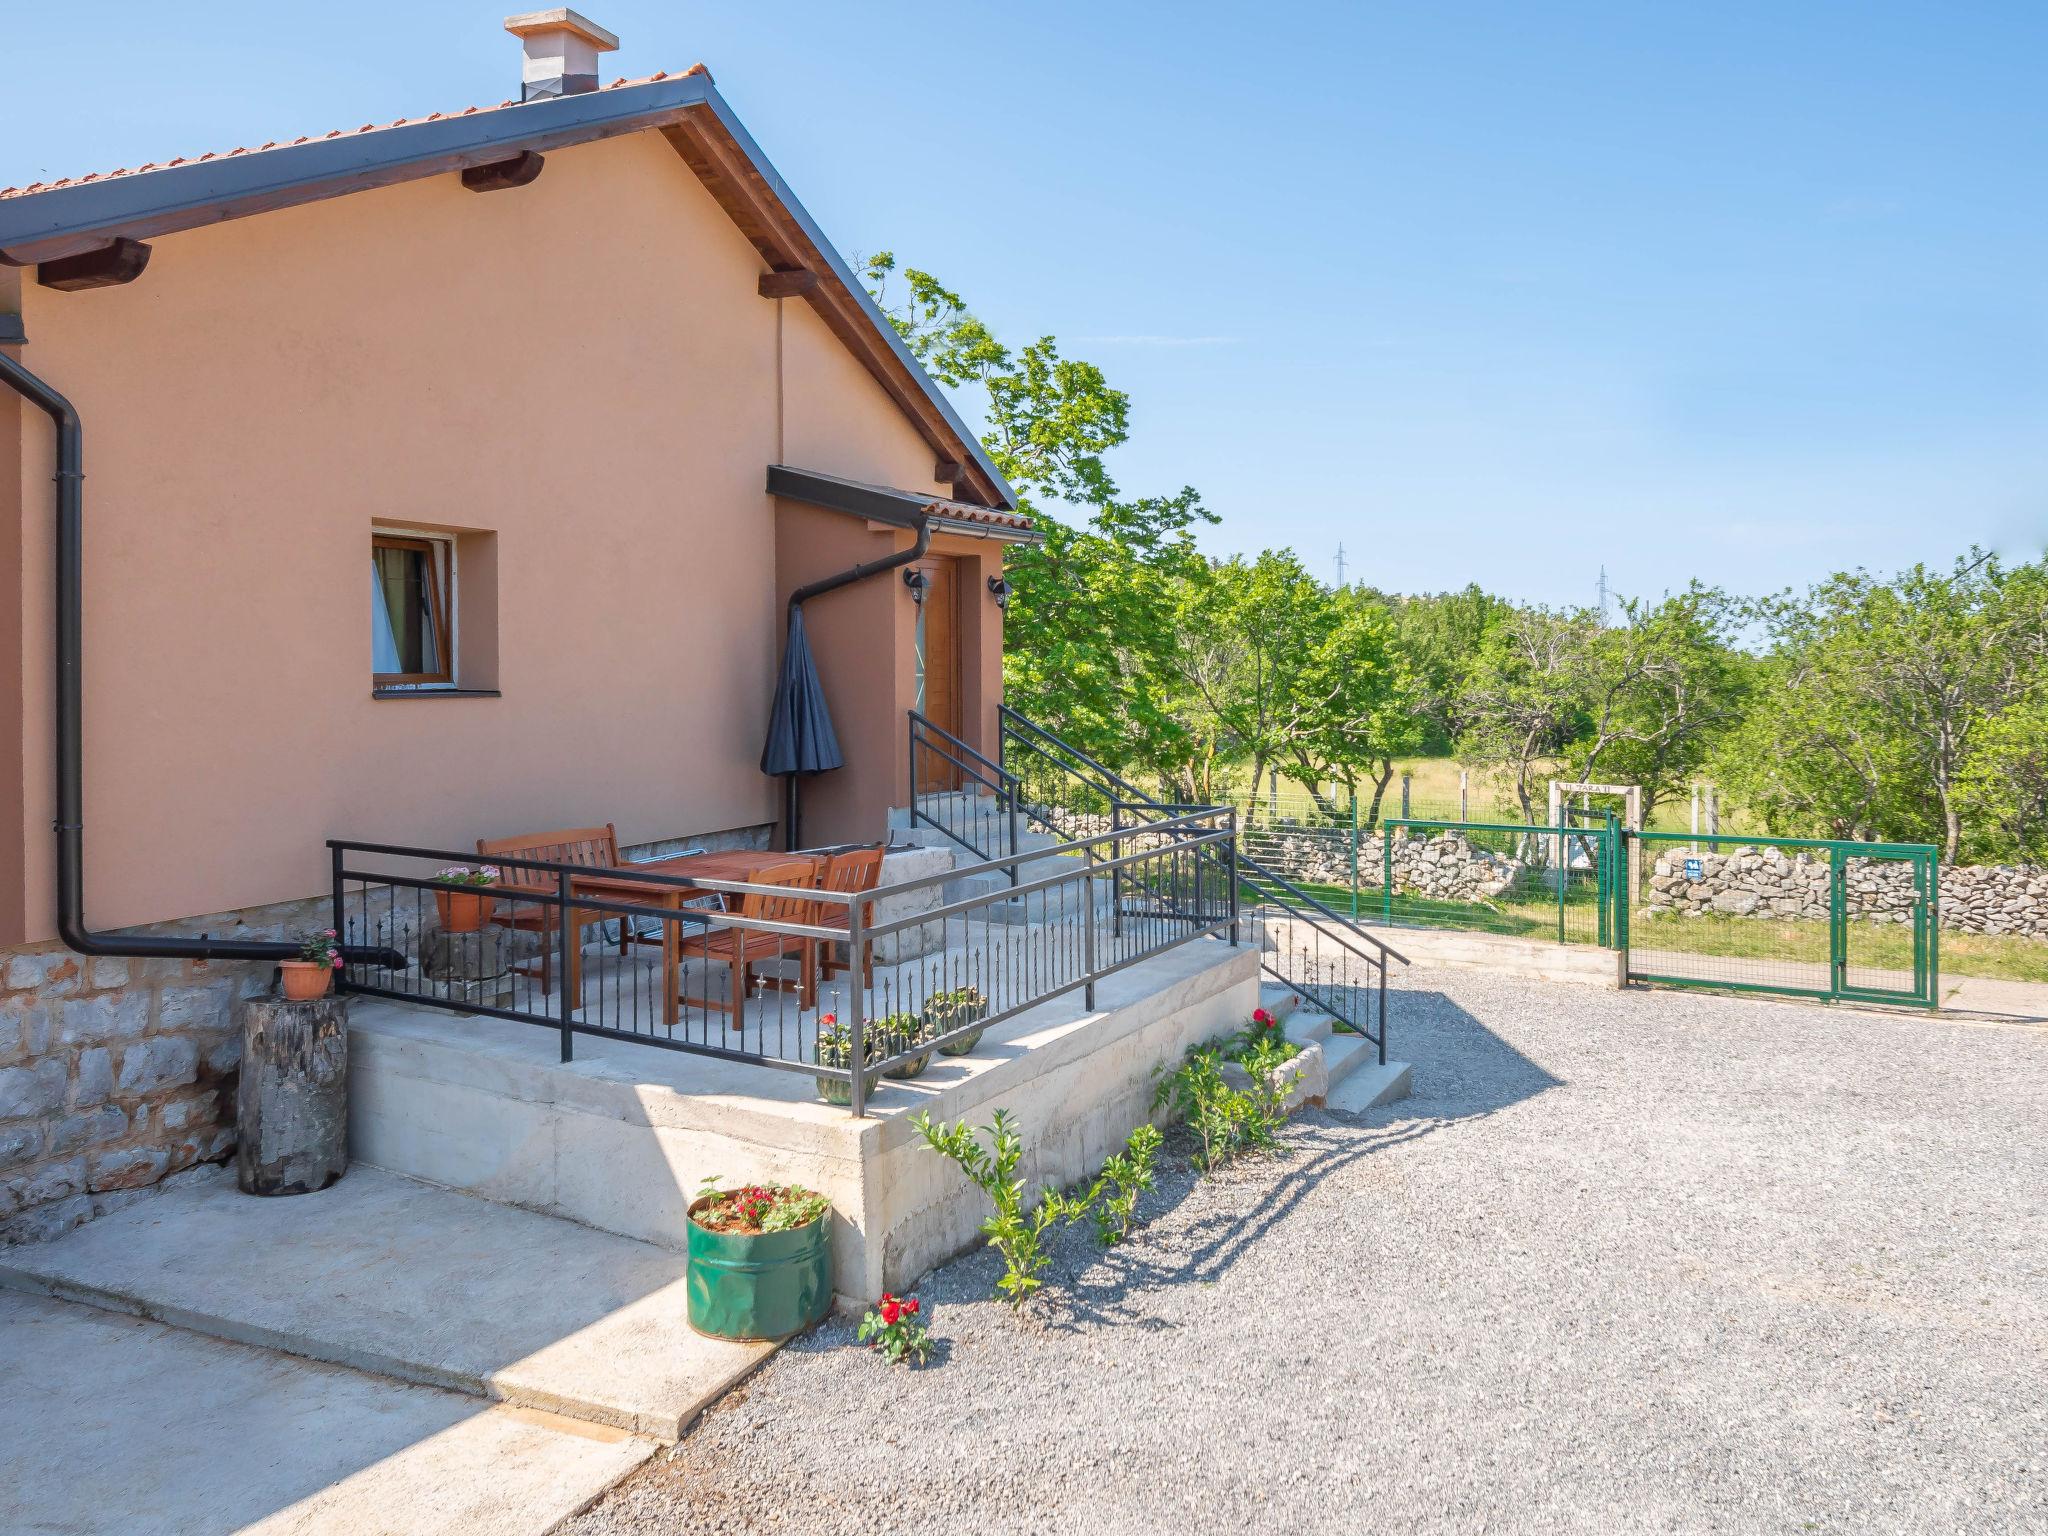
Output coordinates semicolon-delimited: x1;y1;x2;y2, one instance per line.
372;533;454;688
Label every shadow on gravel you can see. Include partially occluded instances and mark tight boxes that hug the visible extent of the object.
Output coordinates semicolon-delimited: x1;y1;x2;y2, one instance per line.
1041;989;1561;1333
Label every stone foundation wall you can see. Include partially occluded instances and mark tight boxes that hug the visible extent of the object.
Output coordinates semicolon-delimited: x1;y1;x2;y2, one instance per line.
0;894;326;1244
1647;849;2048;938
1;820;779;1244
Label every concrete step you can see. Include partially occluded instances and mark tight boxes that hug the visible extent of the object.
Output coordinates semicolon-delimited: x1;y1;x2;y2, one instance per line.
1322;1031;1373;1086
1327;1059;1414;1114
3;1291;655;1536
886;805;1068;863
1258;981;1304;1022
1283;1008;1335;1046
0;1165;776;1442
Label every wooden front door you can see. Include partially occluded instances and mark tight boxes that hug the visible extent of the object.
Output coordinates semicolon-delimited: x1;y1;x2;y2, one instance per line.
915;556;962;791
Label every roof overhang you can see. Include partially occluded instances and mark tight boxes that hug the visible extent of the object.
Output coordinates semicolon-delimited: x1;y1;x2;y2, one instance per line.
0;74;1017;511
768;465;1041;544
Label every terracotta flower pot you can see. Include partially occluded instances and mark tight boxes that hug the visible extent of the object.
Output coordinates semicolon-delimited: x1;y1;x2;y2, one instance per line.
279;960;333;1002
435;889;495;933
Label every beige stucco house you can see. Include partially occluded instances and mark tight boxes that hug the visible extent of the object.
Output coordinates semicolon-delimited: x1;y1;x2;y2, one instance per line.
0;11;1037;1237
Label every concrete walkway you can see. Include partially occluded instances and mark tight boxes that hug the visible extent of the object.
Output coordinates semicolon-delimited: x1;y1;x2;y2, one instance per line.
1942;974;2048;1024
0;1164;774;1439
0;1291;653;1536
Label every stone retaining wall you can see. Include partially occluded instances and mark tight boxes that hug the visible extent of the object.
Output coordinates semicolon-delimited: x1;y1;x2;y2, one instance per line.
1;821;776;1244
0;899;319;1244
1647;849;2048;938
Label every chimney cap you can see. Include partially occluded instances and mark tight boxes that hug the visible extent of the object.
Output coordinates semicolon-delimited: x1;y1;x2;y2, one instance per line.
503;8;619;52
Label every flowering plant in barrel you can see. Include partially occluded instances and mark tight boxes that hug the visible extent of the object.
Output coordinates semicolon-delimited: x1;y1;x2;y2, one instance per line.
686;1175;834;1341
858;1292;933;1366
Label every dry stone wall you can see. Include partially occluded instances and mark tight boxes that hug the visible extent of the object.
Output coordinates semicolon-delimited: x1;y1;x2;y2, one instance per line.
1646;848;2048;938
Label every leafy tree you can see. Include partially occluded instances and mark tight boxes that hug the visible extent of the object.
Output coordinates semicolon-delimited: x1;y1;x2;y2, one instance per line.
1958;679;2048;861
1281;585;1421;831
1713;551;2048;859
864;254;1213;774
1561;583;1751;825
1389;585;1512;755
1455;606;1598;823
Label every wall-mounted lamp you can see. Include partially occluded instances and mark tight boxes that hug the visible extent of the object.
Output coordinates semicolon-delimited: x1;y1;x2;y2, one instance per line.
986;575;1012;611
903;568;930;605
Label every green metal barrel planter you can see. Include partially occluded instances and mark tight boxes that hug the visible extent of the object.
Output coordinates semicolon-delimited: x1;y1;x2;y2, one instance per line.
685;1195;832;1341
925;987;990;1057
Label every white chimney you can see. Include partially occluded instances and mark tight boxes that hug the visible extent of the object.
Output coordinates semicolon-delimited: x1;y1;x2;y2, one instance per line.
503;9;619;100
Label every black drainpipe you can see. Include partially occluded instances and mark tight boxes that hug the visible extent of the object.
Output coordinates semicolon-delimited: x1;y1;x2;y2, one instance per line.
0;345;401;966
781;512;931;850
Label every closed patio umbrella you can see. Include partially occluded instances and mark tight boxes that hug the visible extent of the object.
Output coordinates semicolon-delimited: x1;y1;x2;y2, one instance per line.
761;605;843;848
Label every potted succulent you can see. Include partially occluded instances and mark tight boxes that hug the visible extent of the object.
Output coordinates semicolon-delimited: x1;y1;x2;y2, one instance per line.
431;865;500;934
686;1177;833;1341
923;985;990;1056
279;929;343;1002
812;1013;881;1106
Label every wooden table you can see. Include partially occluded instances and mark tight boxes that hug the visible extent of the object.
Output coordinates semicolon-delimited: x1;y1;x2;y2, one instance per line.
566;851;824;1029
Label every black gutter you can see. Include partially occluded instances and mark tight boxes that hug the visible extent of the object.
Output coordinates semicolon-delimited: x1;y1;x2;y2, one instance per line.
773;468;932;849
0;346;401;966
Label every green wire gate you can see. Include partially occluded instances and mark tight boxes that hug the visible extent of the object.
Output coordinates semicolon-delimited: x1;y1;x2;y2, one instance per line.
1620;830;1940;1008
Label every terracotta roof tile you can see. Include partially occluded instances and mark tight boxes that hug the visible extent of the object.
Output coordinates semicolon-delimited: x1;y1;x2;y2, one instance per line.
0;66;709;200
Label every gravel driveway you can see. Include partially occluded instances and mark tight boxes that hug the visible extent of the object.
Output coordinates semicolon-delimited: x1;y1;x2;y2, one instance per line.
565;969;2048;1535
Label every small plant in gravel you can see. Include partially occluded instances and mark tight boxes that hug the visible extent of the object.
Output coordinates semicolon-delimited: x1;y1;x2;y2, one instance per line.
690;1177;831;1235
1085;1123;1162;1247
1231;1032;1301;1144
912;1108;1082;1309
1154;1033;1295;1173
857;1292;934;1365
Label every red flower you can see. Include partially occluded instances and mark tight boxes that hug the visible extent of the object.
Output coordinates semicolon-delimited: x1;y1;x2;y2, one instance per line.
880;1300;902;1325
1253;1008;1273;1027
906;1298;920;1315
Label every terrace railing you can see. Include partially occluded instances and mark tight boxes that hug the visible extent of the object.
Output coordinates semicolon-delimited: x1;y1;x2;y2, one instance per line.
988;705;1409;1062
328;808;1235;1115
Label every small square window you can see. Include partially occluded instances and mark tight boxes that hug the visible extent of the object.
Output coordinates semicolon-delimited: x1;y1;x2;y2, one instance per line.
372;534;452;686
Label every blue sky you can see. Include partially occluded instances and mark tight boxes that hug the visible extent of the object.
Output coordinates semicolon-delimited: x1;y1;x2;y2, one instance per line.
8;1;2046;606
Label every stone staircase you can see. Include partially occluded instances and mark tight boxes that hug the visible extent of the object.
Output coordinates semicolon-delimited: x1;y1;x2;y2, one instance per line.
1259;980;1412;1113
887;794;1103;918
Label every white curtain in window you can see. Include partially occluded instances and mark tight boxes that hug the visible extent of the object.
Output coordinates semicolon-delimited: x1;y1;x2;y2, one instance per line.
371;560;404;674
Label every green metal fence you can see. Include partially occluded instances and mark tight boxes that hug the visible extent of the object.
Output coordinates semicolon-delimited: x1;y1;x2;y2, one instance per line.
1233;805;1619;946
1621;831;1940;1007
1380;818;1618;946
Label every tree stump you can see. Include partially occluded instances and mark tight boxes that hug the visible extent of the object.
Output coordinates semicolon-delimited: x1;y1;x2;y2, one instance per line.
235;996;349;1196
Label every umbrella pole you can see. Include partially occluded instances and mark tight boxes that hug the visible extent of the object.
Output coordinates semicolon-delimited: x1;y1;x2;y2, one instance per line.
786;773;799;852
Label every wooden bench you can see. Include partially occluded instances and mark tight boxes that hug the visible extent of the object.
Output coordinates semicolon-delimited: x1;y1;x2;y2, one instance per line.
476;824;622;993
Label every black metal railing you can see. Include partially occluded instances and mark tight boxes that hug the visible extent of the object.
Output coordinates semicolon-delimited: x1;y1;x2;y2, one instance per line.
993;703;1408;1060
329;808;1236;1115
908;713;1024;869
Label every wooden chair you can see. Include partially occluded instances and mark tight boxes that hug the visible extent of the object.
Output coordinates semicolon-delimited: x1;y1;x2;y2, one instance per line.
686;860;820;1028
814;845;886;988
476;824;621;992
